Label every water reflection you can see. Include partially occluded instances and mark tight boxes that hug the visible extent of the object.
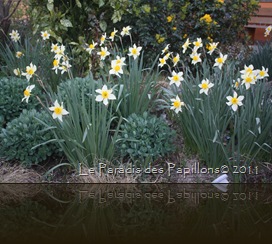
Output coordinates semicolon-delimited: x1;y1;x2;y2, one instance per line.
0;184;271;242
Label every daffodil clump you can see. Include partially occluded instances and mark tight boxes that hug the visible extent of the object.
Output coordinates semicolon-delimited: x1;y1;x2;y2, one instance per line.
159;37;271;173
16;26;162;169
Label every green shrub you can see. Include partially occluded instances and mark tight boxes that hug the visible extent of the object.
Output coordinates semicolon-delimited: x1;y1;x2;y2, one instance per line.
0;109;61;167
0;77;41;127
117;112;176;162
110;0;259;65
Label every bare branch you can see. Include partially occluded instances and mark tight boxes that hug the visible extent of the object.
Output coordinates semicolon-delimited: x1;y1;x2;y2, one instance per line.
0;0;22;26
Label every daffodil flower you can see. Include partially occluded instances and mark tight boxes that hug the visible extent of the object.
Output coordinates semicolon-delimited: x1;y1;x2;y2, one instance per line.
98;47;110;60
100;33;106;46
51;43;59;53
198;79;214;95
162;44;170;54
193;38;203;51
49;100;69;122
9;30;20;42
16;51;24;59
22;85;35;103
52;59;60;74
121;26;131;36
109;28;118;41
214;53;227;69
207;42;219;55
240;64;254;75
168;71;184;87
95;85;116;106
172;54;180;66
13;68;21;76
128;44;142;60
257;66;269;79
226;91;244;112
114;56;126;66
22;63;37;81
233;78;241;89
158;57;166;67
86;41;97;54
182;38;191;53
54;45;65;60
170;95;185;114
41;31;50;40
241;73;256;90
190;52;201;65
109;60;123;77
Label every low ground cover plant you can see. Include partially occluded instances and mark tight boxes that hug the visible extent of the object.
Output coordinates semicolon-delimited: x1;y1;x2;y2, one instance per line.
0;109;61;167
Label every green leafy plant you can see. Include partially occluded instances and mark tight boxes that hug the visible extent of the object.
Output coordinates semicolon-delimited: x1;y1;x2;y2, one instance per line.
117;112;176;163
43;76;122;169
0;37;63;91
0;77;41;126
159;39;272;181
110;0;259;65
0;109;61;167
105;51;160;118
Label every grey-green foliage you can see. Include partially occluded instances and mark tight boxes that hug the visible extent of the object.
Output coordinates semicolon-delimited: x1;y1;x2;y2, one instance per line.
246;41;272;78
47;75;121;169
0;77;41;126
0;109;61;167
117;112;176;161
58;76;92;103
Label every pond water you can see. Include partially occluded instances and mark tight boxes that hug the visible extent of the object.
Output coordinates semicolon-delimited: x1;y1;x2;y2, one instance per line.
0;184;271;243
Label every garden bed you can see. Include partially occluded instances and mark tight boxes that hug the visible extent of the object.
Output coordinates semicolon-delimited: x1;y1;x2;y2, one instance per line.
0;0;271;184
